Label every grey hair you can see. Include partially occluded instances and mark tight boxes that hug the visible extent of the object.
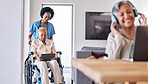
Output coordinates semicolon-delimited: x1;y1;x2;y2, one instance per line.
112;0;134;14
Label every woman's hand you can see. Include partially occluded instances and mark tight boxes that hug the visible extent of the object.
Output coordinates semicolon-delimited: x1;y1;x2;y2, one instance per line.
50;57;57;61
110;21;121;35
138;13;147;26
36;56;43;61
28;32;33;45
28;40;32;45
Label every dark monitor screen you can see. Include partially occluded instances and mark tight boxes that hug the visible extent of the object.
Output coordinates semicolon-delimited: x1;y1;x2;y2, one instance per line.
85;12;111;40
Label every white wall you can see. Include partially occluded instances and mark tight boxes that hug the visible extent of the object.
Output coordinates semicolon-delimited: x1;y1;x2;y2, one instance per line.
28;0;148;55
0;0;22;84
24;0;30;61
0;0;147;83
0;0;146;84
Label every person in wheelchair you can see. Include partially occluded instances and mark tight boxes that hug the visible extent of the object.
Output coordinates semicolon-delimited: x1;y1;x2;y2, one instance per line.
31;27;62;84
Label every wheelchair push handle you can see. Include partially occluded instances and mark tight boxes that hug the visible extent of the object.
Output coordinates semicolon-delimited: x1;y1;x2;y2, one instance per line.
29;52;34;56
56;51;62;55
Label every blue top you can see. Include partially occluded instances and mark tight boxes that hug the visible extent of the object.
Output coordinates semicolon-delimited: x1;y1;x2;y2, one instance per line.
29;20;55;40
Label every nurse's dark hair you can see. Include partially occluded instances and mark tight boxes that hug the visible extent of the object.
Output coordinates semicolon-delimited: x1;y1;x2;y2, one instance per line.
40;7;54;19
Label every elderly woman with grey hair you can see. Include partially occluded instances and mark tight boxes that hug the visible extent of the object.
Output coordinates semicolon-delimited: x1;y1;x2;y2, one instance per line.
105;0;147;61
31;27;62;84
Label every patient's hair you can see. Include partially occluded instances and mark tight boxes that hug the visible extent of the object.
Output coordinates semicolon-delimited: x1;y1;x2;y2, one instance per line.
38;27;47;34
112;0;134;14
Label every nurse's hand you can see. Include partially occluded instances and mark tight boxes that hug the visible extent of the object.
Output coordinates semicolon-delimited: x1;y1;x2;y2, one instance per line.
28;40;32;45
28;32;33;45
36;56;43;61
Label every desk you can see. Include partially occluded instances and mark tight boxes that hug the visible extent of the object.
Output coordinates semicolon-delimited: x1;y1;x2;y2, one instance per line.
71;59;148;83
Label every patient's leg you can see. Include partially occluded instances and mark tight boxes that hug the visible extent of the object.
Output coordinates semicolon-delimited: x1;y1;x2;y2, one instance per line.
47;60;62;84
35;60;49;84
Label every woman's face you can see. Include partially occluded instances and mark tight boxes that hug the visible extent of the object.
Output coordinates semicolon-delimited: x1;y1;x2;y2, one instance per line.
116;3;135;28
42;12;51;23
38;30;47;42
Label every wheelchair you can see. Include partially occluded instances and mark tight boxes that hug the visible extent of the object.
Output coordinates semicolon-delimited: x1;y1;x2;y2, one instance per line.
24;51;65;84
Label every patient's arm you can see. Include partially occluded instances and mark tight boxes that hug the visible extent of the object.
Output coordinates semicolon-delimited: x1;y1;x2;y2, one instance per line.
30;40;42;61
